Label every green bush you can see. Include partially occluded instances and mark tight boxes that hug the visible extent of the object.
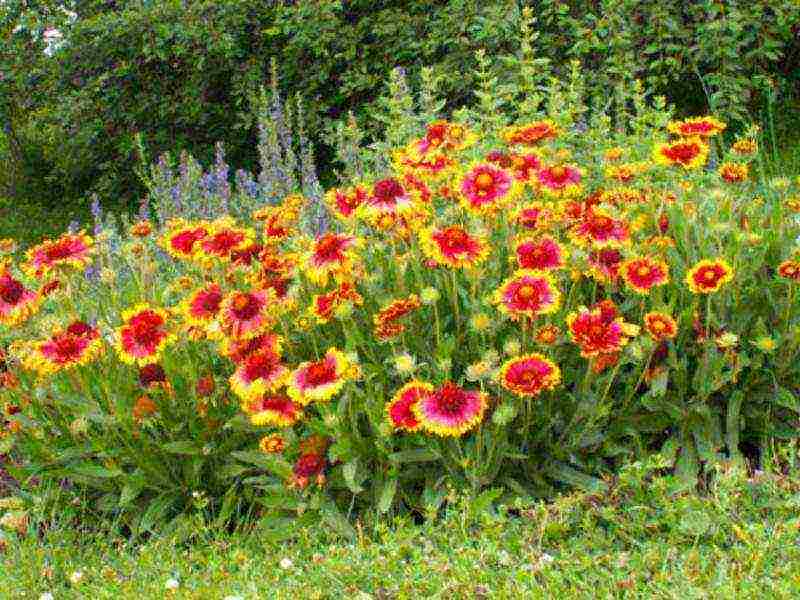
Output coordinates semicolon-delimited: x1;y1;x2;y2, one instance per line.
1;1;798;231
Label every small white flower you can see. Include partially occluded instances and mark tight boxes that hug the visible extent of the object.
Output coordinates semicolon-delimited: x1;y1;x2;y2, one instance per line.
69;571;83;585
165;578;179;591
279;557;294;570
540;552;554;564
39;594;54;600
223;596;244;600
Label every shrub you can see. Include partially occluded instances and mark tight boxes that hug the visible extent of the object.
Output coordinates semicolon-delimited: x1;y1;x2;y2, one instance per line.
2;0;798;214
1;10;800;532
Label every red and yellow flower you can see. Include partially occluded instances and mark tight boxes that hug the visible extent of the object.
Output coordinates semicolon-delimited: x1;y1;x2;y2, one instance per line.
515;237;566;271
309;282;363;324
324;186;368;221
653;137;709;170
619;256;670;295
566;300;638;357
459;163;522;214
419;225;489;269
387;380;433;432
220;332;283;365
413;381;488;437
180;283;224;331
23;232;94;278
494;270;561;320
570;209;630;248
415;120;476;154
230;349;288;402
24;320;103;375
515;203;556;232
303;233;362;286
116;304;174;365
218;289;274;339
667;116;726;139
502;121;559;146
196;217;255;262
286;348;350;405
537;164;582;197
685;259;734;294
244;394;303;427
644;312;678;341
160;220;209;260
588;247;623;283
0;269;39;326
498;353;561;397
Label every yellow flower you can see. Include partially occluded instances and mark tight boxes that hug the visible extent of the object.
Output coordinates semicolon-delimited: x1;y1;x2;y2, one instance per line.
393;353;417;376
469;312;492;333
753;336;777;353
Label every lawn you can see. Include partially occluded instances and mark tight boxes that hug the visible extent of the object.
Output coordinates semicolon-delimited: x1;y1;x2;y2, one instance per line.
3;461;800;599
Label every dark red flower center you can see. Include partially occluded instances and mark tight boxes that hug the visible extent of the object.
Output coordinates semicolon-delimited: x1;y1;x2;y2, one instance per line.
434;382;467;415
0;276;24;304
305;361;335;387
231;293;260;320
371;178;405;205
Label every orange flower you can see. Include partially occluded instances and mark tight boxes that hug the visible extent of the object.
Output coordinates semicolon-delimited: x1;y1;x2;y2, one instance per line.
537;164;582;197
259;434;285;454
133;395;158;421
502;121;559;146
644;312;678;341
286;348;350;405
777;260;800;282
719;163;748;183
218;289;274;339
731;139;757;155
373;294;421;340
685;259;734;294
535;324;560;345
570;209;630;248
310;282;363;324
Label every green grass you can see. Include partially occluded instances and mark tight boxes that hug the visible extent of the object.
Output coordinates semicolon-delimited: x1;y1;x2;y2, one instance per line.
3;462;800;598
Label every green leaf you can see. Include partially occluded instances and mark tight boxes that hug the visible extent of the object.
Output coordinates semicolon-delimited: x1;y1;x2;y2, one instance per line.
161;441;201;455
342;459;364;494
119;478;145;507
727;391;744;462
546;461;608;494
231;451;292;479
320;499;356;540
388;449;440;464
775;388;800;413
70;463;122;479
378;477;398;514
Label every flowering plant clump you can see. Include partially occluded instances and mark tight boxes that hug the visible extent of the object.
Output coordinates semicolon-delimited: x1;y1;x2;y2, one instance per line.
1;34;799;529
